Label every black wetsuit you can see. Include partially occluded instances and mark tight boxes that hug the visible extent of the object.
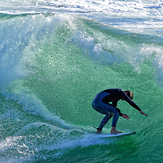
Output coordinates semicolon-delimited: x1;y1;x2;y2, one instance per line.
92;88;141;129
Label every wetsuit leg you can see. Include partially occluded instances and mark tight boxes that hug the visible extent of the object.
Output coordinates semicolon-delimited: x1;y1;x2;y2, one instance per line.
92;102;120;130
98;114;112;129
112;111;119;127
92;92;120;130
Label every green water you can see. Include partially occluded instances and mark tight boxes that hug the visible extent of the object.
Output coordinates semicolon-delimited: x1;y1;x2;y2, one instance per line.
1;13;163;163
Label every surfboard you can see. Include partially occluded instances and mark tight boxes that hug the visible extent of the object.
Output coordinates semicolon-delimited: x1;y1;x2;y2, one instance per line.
95;131;136;138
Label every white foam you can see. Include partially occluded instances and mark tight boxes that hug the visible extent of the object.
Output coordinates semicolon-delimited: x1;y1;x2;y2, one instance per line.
0;0;162;18
0;0;163;38
38;133;114;153
0;14;60;89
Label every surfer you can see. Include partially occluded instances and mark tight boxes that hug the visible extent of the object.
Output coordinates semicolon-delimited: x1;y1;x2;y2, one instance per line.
92;89;147;134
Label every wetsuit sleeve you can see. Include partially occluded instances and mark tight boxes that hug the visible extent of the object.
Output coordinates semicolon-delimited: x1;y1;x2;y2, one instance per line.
108;103;123;116
112;101;123;116
116;108;123;116
122;91;141;111
112;101;117;107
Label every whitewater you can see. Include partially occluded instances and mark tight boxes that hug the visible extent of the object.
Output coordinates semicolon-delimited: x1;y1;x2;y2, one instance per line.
0;0;163;162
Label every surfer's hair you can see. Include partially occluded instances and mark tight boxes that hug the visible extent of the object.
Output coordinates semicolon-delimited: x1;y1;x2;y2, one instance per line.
125;90;133;100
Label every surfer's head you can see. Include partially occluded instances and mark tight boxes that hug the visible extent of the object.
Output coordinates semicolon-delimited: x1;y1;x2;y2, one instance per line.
124;90;133;100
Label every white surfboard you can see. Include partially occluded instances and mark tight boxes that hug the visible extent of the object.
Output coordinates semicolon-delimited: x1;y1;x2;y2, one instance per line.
96;131;136;138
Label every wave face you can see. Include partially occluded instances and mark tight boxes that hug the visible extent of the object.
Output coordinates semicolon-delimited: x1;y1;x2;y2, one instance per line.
1;0;163;162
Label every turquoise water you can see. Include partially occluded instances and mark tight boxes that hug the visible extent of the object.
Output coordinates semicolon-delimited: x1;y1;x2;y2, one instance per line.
1;0;163;162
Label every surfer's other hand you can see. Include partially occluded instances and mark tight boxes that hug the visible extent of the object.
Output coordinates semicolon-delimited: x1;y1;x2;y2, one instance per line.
122;114;130;120
140;110;148;116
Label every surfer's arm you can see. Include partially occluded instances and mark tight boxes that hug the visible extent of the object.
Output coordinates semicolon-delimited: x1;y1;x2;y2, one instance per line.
122;92;141;111
122;91;148;116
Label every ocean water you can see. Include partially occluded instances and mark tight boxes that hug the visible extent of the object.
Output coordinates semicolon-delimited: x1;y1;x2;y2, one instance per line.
0;0;163;162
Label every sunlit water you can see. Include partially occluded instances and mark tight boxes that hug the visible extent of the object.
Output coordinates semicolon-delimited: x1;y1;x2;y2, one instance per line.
1;0;163;162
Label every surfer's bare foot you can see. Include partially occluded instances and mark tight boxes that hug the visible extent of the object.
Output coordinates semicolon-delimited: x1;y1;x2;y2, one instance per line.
95;127;102;134
111;130;122;134
111;126;122;134
96;130;102;134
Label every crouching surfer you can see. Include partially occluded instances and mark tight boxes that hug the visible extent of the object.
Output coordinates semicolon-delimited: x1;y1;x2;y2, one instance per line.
92;88;147;134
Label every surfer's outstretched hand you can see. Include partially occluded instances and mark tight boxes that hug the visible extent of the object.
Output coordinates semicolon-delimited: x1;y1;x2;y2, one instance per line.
140;110;148;116
122;114;130;120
